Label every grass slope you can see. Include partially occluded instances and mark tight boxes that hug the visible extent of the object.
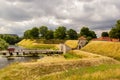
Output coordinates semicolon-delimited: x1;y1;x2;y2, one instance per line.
65;40;78;48
17;39;59;50
0;50;118;80
18;39;78;49
82;41;120;60
40;64;120;80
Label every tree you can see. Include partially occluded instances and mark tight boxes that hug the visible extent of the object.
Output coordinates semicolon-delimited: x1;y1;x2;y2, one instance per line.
24;30;31;39
101;32;109;37
109;28;117;38
0;34;20;45
39;26;48;38
67;29;78;39
54;26;66;39
90;31;97;38
30;27;39;39
109;20;120;41
80;27;89;37
80;27;96;40
0;38;9;50
45;30;54;39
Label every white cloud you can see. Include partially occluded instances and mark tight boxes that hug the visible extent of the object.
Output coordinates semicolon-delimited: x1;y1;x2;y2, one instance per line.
0;0;120;36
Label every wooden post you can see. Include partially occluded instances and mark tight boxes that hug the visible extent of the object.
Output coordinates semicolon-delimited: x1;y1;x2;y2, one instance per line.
9;52;13;56
16;52;19;56
3;53;6;55
23;52;25;55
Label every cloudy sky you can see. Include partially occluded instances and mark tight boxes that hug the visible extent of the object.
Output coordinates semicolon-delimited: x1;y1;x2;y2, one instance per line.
0;0;120;37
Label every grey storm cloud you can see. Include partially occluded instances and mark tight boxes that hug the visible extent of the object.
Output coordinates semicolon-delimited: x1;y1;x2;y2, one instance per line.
0;0;120;36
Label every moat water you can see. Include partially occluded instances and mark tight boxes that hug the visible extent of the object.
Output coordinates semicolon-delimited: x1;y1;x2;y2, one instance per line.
0;56;42;69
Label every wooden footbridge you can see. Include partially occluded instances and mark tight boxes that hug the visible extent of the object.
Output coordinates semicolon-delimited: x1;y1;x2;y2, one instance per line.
0;49;63;56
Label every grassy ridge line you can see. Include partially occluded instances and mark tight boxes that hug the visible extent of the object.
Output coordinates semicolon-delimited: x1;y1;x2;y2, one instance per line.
18;39;78;49
64;50;102;59
17;39;60;50
40;64;120;80
82;41;120;60
18;39;65;44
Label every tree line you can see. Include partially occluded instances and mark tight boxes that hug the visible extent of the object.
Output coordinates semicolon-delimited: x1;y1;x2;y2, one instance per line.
0;19;119;50
0;19;120;50
100;20;120;41
24;26;97;40
0;34;21;45
24;19;120;41
0;34;21;50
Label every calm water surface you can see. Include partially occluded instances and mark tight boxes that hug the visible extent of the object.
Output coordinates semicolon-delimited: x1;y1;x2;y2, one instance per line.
0;56;42;69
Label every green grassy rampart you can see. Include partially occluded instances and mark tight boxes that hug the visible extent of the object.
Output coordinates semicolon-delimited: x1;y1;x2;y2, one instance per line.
82;41;120;60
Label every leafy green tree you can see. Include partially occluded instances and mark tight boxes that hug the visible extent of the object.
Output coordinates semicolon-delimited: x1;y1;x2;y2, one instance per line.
24;30;31;39
45;30;54;40
4;35;14;44
80;27;96;40
101;32;109;37
0;34;20;45
39;26;48;38
109;28;117;38
90;31;97;38
30;27;39;39
54;26;66;39
0;34;4;39
109;20;120;41
67;29;78;39
86;36;92;41
0;38;9;50
80;27;90;37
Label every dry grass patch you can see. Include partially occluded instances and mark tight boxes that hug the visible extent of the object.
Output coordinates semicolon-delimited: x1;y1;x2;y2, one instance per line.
0;50;119;80
65;40;78;48
82;41;120;60
71;50;102;58
21;52;119;75
40;64;120;80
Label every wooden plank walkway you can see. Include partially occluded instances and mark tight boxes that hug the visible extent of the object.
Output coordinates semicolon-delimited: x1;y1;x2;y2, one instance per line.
22;50;62;53
0;49;63;56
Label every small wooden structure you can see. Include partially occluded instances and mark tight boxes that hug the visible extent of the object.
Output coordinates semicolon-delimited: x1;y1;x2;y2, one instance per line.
7;48;15;52
7;48;15;56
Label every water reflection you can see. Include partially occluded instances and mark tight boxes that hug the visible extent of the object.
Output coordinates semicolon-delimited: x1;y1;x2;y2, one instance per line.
0;56;42;69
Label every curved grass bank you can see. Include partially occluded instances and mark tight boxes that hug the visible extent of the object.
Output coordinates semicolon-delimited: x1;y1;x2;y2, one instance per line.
17;39;61;50
18;39;79;50
0;50;119;80
82;41;120;60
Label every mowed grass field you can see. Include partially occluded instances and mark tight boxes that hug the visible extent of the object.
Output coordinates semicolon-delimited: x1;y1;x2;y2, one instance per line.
17;39;60;50
82;41;120;60
0;50;119;80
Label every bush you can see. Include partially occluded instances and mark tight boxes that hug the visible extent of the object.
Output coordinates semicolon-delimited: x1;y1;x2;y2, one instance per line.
0;38;9;50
